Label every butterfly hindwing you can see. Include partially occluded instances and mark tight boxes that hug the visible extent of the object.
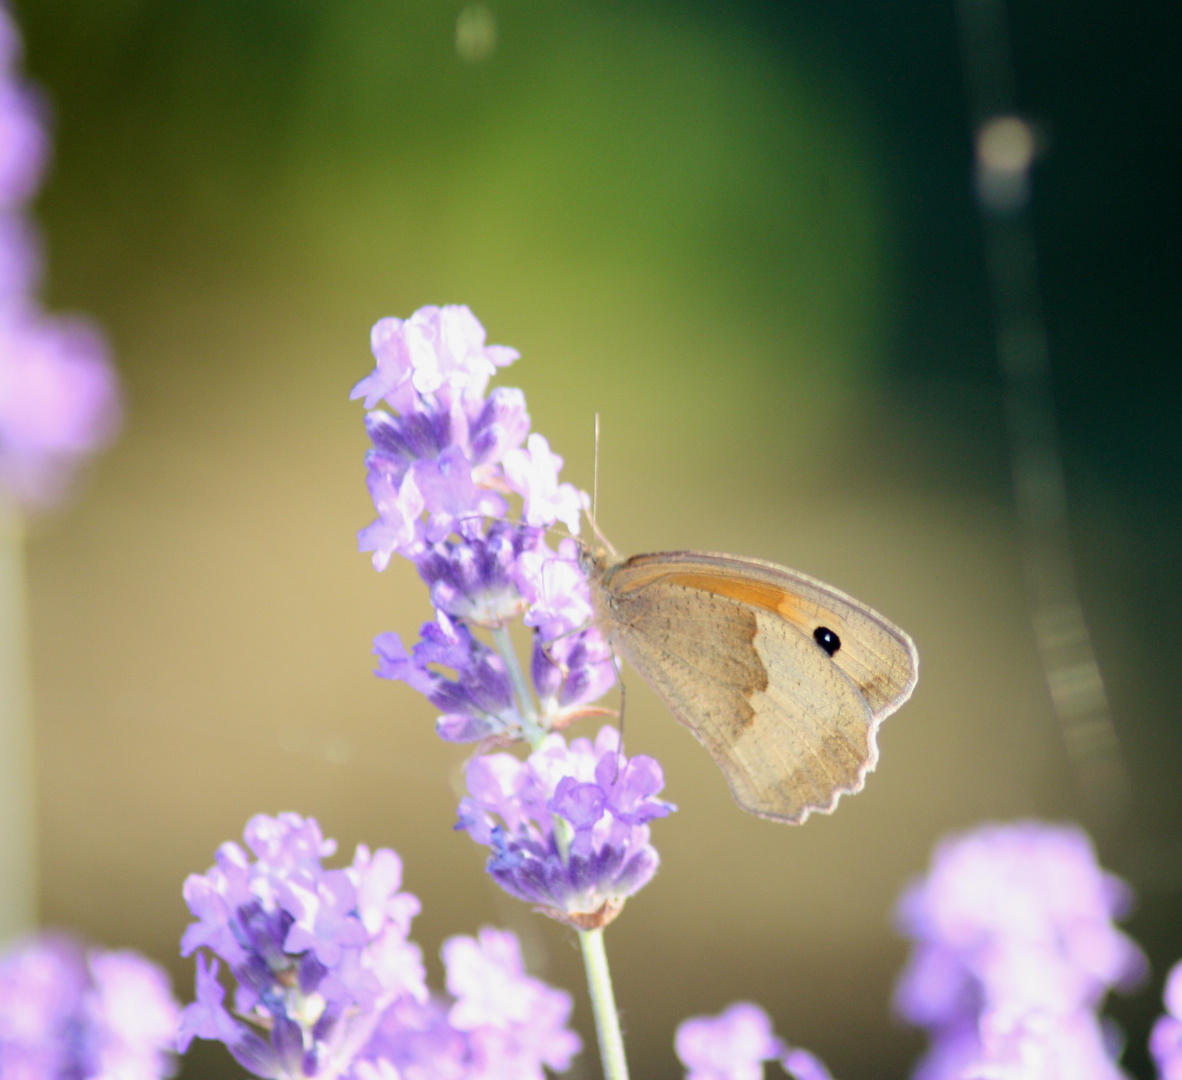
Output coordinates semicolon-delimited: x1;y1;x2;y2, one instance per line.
589;551;918;823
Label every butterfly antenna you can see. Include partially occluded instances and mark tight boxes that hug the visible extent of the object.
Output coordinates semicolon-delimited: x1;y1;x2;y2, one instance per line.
586;414;618;559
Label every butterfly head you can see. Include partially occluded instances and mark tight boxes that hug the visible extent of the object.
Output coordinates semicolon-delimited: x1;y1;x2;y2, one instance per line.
576;539;613;582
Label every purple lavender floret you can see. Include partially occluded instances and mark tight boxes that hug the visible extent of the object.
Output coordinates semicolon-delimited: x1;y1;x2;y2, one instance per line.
1150;961;1182;1080
0;932;180;1080
351;306;518;414
0;3;120;506
415;521;538;626
456;726;674;927
374;614;518;744
354;306;524;568
530;623;616;715
468;386;531;467
178;814;427;1079
894;821;1146;1080
503;433;583;535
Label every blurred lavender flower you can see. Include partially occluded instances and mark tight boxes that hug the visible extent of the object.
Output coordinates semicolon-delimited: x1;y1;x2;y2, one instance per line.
1150;960;1182;1080
894;821;1146;1080
178;815;580;1080
0;2;120;506
357;927;580;1080
178;813;428;1080
675;1002;835;1080
0;932;180;1079
456;726;674;928
677;1003;784;1080
354;304;613;746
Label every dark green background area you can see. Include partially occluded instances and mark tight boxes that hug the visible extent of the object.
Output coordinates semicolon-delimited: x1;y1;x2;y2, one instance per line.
11;1;1181;1077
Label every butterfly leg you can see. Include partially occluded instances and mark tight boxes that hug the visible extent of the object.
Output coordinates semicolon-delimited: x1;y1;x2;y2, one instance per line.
537;620;590;674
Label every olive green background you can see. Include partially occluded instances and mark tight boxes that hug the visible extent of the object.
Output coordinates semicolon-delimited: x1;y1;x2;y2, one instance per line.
13;1;1182;1077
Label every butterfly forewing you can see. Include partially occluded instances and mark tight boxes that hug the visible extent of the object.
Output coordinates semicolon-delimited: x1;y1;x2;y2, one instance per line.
589;550;918;823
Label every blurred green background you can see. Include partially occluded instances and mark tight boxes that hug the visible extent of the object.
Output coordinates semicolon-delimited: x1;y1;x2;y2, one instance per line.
13;0;1182;1077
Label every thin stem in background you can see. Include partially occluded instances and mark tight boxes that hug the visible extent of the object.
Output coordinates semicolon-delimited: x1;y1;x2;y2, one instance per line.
0;506;35;942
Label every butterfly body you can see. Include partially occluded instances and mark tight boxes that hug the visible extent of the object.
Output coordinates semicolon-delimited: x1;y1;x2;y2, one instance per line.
581;546;919;824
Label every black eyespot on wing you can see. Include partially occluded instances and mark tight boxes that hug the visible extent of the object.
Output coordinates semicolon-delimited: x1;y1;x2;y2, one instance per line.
814;626;841;657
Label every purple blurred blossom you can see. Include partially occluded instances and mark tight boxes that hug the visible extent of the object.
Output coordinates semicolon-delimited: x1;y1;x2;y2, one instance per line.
0;310;120;502
354;928;580;1080
0;80;45;210
178;813;427;1079
782;1047;837;1080
675;1002;836;1080
1150;960;1182;1080
0;4;19;70
0;3;120;506
0;932;180;1080
456;727;673;927
967;1008;1127;1080
442;928;581;1076
0;212;38;300
895;821;1145;1080
676;1003;785;1080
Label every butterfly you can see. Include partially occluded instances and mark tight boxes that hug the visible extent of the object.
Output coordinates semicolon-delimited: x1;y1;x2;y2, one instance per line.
579;545;918;823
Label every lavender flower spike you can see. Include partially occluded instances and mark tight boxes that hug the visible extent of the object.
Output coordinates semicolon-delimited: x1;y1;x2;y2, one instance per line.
0;932;181;1080
895;820;1145;1080
351;307;628;1070
0;2;120;506
456;726;674;928
354;307;615;742
1150;960;1182;1080
178;813;427;1080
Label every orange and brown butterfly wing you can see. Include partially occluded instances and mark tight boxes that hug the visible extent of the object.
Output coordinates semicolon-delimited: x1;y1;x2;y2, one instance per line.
590;551;918;823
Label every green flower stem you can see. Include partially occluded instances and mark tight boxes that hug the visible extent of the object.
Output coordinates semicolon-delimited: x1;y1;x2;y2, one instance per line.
491;623;544;747
488;624;575;857
579;927;630;1080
